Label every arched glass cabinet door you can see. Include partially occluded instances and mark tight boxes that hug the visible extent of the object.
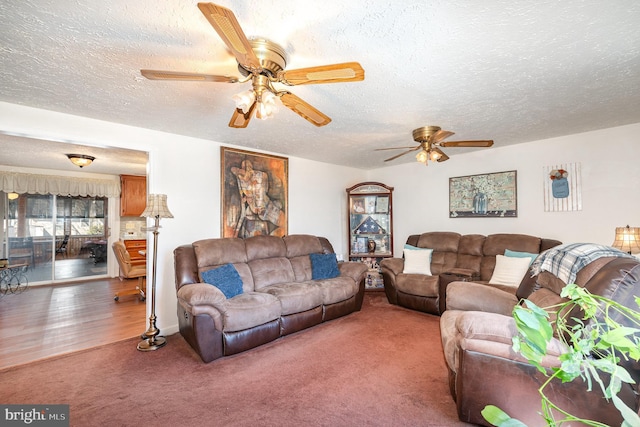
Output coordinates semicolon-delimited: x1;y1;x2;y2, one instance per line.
346;182;393;291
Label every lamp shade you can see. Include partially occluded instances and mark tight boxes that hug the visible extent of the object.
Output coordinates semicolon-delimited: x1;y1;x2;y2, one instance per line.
612;225;640;254
140;194;173;219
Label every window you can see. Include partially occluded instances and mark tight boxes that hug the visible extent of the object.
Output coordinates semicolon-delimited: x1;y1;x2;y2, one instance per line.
7;194;107;238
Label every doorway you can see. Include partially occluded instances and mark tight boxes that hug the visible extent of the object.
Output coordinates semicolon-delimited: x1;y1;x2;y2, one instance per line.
2;192;108;284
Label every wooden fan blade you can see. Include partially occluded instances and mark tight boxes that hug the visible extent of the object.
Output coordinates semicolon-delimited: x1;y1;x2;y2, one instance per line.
433;147;449;162
374;146;420;151
197;3;262;71
280;92;331;126
140;69;238;83
384;147;420;162
432;130;454;143
439;140;494;147
228;102;256;128
279;62;365;86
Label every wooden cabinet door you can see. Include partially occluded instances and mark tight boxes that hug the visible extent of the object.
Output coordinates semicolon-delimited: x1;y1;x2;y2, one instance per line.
120;175;147;216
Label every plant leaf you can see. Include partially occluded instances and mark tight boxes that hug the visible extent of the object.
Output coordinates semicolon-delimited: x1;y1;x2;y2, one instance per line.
612;394;640;426
481;405;528;427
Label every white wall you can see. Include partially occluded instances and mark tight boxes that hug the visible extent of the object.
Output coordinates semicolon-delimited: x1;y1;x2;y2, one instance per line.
3;101;639;334
369;123;640;258
0;102;367;334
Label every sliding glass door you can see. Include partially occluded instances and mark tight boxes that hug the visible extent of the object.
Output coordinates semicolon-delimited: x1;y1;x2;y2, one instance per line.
2;192;108;284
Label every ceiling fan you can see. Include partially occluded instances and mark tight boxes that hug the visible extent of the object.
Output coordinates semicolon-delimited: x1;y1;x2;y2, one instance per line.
375;126;494;165
140;2;365;128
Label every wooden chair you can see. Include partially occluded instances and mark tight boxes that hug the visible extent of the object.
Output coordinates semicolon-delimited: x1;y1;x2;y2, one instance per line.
112;240;146;301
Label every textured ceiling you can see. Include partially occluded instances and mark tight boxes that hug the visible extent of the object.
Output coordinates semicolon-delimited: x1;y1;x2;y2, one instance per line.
1;0;639;175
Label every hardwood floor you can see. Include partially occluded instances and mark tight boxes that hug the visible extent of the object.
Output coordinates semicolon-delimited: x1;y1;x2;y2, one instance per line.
0;278;146;370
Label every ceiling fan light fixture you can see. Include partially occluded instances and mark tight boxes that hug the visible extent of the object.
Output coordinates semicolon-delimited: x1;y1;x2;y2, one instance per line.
256;90;278;120
430;150;441;161
66;154;95;168
416;149;428;164
232;89;256;114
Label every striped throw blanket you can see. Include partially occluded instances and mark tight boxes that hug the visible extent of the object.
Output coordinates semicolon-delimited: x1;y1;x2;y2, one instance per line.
531;243;633;285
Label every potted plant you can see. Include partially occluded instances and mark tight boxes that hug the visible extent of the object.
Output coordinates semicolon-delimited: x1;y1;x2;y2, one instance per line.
482;283;640;427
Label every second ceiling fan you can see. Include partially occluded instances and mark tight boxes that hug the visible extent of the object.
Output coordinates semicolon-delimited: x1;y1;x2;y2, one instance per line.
376;126;494;165
140;3;365;128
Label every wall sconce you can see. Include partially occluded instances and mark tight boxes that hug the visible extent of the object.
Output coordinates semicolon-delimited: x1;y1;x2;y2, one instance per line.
7;192;19;200
66;154;95;168
612;225;640;254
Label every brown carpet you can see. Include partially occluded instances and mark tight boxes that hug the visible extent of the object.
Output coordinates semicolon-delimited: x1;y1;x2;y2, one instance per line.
0;293;471;426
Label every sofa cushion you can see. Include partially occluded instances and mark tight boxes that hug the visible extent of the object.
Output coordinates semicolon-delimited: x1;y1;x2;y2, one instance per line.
397;273;439;297
249;257;295;290
245;235;287;261
201;263;244;298
310;253;340;279
314;276;359;305
284;234;323;258
489;255;531;287
259;282;324;315
193;238;247;268
480;234;542;281
403;248;433;275
220;292;281;332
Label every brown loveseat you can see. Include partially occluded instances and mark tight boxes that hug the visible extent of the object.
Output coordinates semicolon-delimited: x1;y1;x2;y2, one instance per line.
174;234;368;362
440;251;640;426
380;232;561;315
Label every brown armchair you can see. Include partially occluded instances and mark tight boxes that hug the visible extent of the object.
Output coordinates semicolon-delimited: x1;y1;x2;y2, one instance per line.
440;255;640;425
112;240;146;302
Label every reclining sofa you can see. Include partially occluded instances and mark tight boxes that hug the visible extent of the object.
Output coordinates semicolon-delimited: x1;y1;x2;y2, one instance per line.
174;234;368;362
380;232;561;315
441;247;640;426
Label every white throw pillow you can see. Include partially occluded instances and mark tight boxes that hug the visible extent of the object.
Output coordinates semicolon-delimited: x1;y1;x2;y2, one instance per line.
403;248;433;275
489;254;532;287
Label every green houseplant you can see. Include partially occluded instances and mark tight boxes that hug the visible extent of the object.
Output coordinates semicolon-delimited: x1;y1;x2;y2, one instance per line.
482;283;640;427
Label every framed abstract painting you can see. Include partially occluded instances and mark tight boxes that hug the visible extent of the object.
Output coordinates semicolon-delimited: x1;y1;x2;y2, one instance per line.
221;147;288;238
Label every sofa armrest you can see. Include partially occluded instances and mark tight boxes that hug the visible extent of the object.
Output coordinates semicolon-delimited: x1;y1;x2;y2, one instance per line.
379;257;404;276
456;311;565;365
446;281;518;316
338;261;368;282
177;282;226;308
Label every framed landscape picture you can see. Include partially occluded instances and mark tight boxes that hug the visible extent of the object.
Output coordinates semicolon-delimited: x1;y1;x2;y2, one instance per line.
221;147;288;238
449;170;517;218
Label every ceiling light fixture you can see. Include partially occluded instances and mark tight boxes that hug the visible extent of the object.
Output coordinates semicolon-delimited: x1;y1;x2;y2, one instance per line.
66;154;95;168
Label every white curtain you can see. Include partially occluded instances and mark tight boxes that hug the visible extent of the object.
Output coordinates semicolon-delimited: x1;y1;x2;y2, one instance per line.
0;171;120;198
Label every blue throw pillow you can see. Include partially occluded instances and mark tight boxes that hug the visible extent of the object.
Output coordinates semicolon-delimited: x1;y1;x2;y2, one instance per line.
201;263;244;299
504;249;538;266
310;253;340;280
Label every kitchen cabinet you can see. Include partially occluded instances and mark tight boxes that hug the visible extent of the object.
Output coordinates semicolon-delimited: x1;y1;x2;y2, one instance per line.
120;175;146;217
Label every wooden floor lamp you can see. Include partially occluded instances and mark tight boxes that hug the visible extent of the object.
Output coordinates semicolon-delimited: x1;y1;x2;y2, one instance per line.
138;194;173;351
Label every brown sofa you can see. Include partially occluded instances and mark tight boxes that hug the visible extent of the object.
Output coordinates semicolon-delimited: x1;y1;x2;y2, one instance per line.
440;253;640;426
380;232;561;315
174;234;368;362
